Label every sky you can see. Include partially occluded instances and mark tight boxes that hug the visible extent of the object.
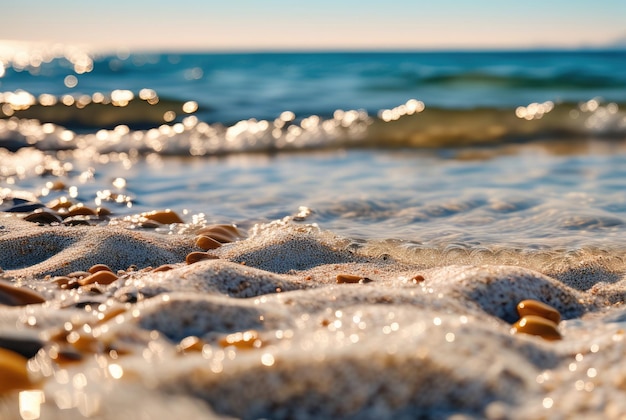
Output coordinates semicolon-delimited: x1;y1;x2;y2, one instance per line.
1;0;625;52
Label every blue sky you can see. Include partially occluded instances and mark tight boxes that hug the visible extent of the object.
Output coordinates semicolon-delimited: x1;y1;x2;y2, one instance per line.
2;0;625;51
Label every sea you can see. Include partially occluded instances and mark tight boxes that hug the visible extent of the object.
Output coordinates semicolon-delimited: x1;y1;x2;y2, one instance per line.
2;45;626;419
2;48;626;249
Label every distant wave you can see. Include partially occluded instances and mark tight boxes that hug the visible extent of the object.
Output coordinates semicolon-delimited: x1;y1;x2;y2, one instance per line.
1;93;625;155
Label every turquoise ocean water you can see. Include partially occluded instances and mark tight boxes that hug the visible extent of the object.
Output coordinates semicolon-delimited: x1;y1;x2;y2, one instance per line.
1;48;626;250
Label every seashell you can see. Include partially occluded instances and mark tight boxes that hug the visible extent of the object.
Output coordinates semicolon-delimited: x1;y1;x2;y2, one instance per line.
88;264;113;274
0;348;34;394
517;299;561;324
219;330;262;349
336;274;368;284
177;336;205;353
0;279;46;306
195;235;222;250
140;209;184;224
23;209;63;224
196;224;243;243
511;315;562;341
0;331;45;358
185;251;219;265
78;270;119;286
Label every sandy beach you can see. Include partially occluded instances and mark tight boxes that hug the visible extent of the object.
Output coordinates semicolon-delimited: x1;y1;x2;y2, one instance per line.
1;212;626;419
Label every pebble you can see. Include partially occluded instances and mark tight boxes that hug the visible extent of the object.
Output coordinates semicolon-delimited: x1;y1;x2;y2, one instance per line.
511;315;562;341
517;299;561;324
78;270;119;286
0;279;46;306
88;264;114;274
96;206;111;216
141;209;184;224
186;251;219;265
47;197;73;210
23;209;63;224
65;205;98;217
0;348;34;394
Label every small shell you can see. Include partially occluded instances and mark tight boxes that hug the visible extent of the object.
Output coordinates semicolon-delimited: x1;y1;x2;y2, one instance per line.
517;299;561;324
141;209;184;224
511;315;562;341
78;270;119;286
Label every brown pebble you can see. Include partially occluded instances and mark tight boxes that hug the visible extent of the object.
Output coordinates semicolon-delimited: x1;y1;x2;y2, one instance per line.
517;299;561;324
336;274;365;284
0;348;34;394
78;270;119;286
23;209;63;224
195;235;222;250
411;275;425;283
0;279;46;306
219;330;261;349
88;264;113;274
186;251;219;265
96;207;111;216
141;209;184;224
47;197;73;210
65;205;98;217
152;264;175;273
178;336;205;353
511;315;562;341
